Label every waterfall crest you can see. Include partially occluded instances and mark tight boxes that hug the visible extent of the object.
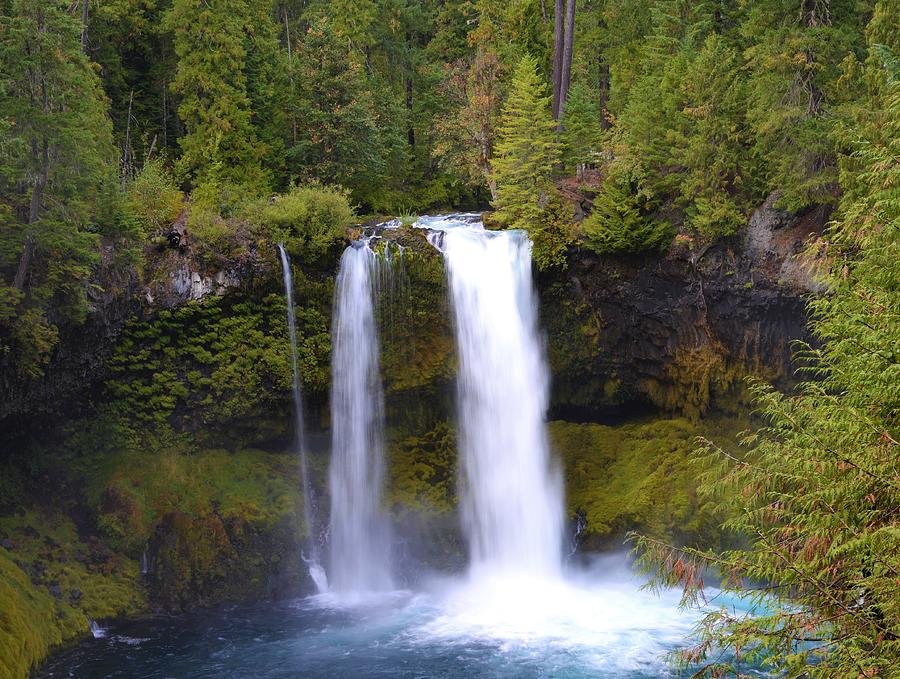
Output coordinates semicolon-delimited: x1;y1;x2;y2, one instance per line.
423;216;564;579
277;245;326;592
328;240;393;594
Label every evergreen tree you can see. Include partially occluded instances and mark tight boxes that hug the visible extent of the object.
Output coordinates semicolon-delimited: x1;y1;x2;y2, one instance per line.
286;17;386;207
0;0;117;378
562;83;603;179
88;0;177;167
672;33;757;238
633;49;900;677
163;0;269;195
432;46;504;197
741;0;865;211
491;54;561;231
581;164;672;253
561;82;603;180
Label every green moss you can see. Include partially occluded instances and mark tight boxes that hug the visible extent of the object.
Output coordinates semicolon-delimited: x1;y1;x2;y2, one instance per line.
0;506;146;679
541;283;606;409
0;550;87;679
106;291;330;442
642;343;747;420
387;422;457;516
61;420;303;556
0;512;146;620
378;235;456;398
549;415;750;549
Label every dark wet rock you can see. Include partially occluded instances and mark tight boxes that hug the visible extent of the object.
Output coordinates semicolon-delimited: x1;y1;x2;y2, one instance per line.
541;197;825;420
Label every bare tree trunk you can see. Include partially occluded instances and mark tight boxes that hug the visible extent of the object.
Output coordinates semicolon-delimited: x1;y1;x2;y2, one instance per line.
406;76;415;148
557;0;576;123
14;139;49;291
81;0;89;50
551;0;564;119
599;55;610;130
283;7;298;144
121;90;134;188
283;6;292;67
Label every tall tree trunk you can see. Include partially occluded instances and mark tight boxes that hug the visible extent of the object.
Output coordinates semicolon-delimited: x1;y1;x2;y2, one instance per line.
283;7;298;144
81;0;89;50
406;76;415;148
14;138;49;291
598;54;610;130
551;0;565;119
557;0;576;123
161;81;168;149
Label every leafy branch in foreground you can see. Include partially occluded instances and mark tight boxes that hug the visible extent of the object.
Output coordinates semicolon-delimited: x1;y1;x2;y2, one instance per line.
630;51;900;678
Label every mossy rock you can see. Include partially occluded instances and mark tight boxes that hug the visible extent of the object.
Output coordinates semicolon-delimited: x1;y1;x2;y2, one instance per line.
0;549;87;679
549;415;750;549
0;509;146;679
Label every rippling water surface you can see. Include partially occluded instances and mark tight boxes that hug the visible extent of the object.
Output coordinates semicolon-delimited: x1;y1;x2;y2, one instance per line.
37;556;711;679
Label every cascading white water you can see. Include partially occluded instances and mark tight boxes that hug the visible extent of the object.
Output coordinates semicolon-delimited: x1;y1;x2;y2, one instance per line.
328;240;393;595
277;245;326;592
423;215;564;578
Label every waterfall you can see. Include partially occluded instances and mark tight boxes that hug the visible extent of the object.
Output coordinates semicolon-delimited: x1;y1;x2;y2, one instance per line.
424;216;564;579
328;239;393;594
277;244;326;592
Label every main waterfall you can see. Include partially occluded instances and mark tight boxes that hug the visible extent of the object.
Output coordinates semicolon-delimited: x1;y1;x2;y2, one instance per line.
328;240;393;595
277;245;327;593
423;215;564;578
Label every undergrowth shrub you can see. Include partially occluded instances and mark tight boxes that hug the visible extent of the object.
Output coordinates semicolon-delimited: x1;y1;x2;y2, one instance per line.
580;166;673;254
261;183;354;264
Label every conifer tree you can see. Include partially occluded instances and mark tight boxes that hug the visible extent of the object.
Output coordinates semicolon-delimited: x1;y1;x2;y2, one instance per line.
672;33;757;238
633;47;900;678
491;54;561;231
0;0;117;378
581;165;672;254
561;83;603;180
741;0;865;211
164;0;269;195
286;17;386;207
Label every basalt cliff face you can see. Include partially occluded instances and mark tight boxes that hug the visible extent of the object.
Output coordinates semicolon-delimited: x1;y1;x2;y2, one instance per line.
543;195;825;421
0;196;823;429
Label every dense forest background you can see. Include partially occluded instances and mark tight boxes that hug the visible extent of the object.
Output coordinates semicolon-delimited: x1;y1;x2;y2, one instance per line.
2;0;898;379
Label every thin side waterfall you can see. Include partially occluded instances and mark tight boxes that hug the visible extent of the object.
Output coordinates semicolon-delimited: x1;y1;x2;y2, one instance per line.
328;239;393;595
277;244;327;593
425;216;564;579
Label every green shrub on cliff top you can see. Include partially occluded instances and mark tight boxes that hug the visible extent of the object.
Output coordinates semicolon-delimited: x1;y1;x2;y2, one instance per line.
580;165;673;254
123;158;184;238
262;183;354;264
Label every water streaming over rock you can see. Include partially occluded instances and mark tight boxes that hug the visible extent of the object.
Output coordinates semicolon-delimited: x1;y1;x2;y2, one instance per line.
277;244;326;592
422;215;564;579
328;239;393;595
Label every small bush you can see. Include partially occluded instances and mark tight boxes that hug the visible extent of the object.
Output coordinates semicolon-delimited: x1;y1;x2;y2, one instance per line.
190;177;261;219
124;158;184;237
531;196;574;271
580;167;673;254
261;183;354;263
186;209;239;264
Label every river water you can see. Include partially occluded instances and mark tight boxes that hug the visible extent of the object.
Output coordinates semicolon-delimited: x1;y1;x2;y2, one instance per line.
36;555;712;679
